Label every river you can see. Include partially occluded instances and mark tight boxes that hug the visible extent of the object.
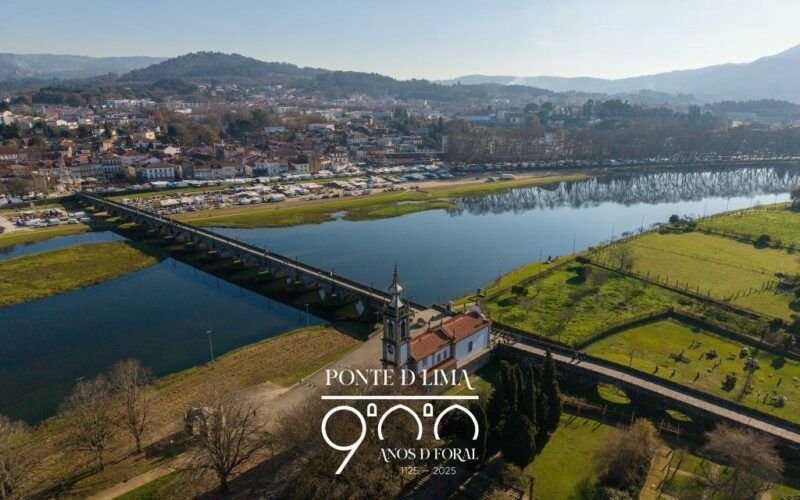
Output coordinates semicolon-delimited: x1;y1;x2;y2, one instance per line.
2;164;799;422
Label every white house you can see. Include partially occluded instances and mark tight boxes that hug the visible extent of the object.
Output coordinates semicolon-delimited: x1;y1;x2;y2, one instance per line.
139;162;175;181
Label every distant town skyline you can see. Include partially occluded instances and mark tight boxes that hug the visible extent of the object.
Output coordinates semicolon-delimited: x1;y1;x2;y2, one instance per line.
3;0;800;80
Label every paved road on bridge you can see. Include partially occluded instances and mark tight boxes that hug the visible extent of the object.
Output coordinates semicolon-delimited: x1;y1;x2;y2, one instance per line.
499;334;800;446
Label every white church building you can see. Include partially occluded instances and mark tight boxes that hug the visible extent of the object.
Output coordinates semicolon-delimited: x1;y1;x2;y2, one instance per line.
382;267;491;374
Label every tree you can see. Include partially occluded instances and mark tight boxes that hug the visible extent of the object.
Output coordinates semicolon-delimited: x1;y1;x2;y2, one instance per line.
471;402;488;462
668;214;681;224
60;376;115;470
700;423;783;499
0;415;31;500
110;359;152;453
594;419;661;490
542;351;562;433
499;361;519;416
501;412;536;468
519;364;537;426
791;186;800;211
187;391;270;495
609;244;636;271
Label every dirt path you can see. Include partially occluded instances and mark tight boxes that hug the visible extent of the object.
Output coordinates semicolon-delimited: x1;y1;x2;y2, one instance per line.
639;445;673;500
86;334;382;499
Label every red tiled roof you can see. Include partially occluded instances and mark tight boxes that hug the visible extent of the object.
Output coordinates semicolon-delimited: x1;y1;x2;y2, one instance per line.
437;312;490;342
409;329;450;360
408;312;489;360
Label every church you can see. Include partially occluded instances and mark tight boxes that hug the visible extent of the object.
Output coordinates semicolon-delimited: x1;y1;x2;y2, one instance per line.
382;267;491;374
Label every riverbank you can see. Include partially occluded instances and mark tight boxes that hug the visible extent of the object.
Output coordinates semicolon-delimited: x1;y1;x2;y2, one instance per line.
172;172;587;228
0;241;162;307
22;323;368;498
0;223;90;248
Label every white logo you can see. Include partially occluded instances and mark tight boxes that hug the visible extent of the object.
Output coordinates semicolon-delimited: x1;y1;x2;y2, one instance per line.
320;396;479;474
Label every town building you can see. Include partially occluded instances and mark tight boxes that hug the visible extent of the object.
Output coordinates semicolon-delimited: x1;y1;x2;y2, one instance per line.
382;267;491;374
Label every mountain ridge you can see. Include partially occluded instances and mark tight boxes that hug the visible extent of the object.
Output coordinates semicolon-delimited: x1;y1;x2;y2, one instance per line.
438;43;800;102
0;53;166;81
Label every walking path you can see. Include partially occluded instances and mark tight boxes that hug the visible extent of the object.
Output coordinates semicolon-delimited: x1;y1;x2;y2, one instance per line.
88;333;383;500
503;337;800;446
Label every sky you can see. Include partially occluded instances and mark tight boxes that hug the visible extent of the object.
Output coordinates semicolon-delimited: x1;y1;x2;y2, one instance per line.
3;0;800;80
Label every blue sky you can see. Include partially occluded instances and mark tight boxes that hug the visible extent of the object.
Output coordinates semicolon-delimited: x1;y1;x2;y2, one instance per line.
3;0;800;80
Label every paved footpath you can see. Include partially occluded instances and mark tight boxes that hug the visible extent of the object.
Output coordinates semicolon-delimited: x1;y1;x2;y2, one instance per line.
506;339;800;445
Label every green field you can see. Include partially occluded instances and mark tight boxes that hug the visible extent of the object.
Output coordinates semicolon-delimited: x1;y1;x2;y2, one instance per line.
584;318;800;424
484;263;682;345
176;190;437;227
699;205;800;248
0;241;162;306
526;414;616;499
615;231;800;318
0;224;89;248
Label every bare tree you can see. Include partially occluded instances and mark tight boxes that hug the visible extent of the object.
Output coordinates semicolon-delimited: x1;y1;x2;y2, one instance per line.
0;415;31;500
700;423;784;499
110;359;152;453
186;390;271;495
609;244;636;272
60;376;115;470
594;419;661;491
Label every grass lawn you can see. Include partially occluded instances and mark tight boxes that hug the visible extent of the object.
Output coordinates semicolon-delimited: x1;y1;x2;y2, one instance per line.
525;414;615;499
24;324;364;498
616;231;800;318
0;223;89;248
0;241;162;307
116;472;184;500
699;205;800;248
597;383;631;404
175;190;435;227
484;263;682;345
584;318;800;424
662;448;800;499
445;360;500;399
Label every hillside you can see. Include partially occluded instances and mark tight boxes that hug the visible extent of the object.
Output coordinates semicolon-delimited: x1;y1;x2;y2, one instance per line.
441;43;800;103
123;51;324;81
0;53;165;81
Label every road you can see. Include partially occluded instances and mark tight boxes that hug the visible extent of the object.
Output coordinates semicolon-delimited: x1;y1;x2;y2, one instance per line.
503;336;800;445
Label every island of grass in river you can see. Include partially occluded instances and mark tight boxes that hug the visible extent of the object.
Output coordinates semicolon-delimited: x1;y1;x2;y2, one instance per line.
0;223;90;249
584;318;800;424
173;173;587;228
0;241;161;306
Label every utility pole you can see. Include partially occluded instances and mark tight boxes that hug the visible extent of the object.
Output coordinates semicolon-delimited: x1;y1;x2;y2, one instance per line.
206;329;215;363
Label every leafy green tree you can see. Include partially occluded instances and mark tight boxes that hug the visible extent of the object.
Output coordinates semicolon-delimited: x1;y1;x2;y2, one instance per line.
542;351;562;433
470;402;488;462
519;364;537;427
501;412;536;468
535;386;549;449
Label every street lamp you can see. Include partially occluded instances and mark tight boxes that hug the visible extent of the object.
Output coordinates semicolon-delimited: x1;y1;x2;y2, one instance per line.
206;329;215;363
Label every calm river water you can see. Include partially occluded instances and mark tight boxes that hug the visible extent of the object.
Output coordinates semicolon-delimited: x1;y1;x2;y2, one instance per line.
2;164;799;422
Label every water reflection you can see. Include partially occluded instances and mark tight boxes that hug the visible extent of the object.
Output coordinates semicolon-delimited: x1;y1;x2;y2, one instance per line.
457;166;800;215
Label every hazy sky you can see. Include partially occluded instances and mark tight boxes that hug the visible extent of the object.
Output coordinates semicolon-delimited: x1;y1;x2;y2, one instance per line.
3;0;800;80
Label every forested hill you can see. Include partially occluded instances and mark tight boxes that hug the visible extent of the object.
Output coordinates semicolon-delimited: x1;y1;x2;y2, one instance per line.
123;52;324;81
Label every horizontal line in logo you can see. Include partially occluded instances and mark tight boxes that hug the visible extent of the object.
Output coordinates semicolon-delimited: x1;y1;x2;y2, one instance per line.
320;395;479;400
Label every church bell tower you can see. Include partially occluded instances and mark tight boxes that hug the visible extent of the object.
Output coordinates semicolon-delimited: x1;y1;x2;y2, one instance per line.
382;265;411;369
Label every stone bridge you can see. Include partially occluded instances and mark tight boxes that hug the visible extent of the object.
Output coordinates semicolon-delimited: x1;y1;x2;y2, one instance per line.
79;193;430;315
